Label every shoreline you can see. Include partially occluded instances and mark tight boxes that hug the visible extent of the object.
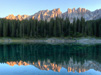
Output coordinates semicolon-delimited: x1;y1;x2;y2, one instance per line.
0;37;101;45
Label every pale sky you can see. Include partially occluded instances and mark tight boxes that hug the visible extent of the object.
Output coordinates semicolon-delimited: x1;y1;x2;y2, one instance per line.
0;0;101;17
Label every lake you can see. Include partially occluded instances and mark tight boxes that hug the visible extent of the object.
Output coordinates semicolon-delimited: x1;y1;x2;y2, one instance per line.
0;44;101;75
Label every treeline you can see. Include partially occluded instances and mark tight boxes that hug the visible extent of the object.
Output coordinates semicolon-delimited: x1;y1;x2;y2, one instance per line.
0;17;101;38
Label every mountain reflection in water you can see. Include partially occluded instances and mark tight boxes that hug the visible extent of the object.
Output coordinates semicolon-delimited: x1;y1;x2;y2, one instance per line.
0;44;101;74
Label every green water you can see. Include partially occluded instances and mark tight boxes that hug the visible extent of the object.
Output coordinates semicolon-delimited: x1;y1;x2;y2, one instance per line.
0;44;101;75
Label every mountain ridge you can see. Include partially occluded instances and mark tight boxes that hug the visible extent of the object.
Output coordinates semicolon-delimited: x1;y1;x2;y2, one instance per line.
4;8;101;22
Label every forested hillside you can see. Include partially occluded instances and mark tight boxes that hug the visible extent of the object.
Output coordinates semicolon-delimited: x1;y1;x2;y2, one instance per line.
0;17;101;38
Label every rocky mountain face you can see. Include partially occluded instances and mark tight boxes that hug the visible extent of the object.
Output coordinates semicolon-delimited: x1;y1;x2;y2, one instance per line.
5;8;101;22
31;8;62;21
5;14;30;21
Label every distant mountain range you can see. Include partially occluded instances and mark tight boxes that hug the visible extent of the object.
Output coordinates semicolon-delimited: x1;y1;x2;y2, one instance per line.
4;8;101;22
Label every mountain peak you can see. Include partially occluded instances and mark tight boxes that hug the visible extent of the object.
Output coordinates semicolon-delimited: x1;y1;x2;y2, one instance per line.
5;14;16;20
52;8;61;13
5;14;29;21
72;8;75;13
68;8;72;14
56;8;61;11
77;7;82;12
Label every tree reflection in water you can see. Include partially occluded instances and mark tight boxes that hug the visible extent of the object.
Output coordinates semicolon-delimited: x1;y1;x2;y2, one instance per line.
0;44;101;73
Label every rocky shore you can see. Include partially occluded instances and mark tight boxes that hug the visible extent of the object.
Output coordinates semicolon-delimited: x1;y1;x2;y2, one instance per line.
0;38;101;45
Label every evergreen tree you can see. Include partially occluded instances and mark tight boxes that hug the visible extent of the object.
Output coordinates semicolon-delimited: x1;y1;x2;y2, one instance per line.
0;18;100;38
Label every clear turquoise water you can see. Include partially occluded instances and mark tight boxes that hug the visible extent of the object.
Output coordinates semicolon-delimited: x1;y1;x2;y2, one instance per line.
0;44;101;75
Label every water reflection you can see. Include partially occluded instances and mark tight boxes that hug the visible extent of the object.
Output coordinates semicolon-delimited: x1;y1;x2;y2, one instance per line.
0;44;101;74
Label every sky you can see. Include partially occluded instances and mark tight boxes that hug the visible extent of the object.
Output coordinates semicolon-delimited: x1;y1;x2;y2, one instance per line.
0;0;101;17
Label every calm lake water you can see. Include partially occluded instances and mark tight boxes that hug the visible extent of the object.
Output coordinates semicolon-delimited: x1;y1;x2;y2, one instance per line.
0;44;101;75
